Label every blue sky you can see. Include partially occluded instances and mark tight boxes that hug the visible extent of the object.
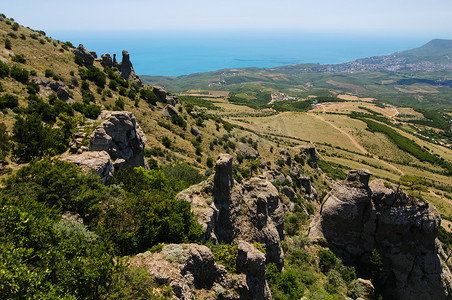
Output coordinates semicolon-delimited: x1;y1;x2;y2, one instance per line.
2;0;452;37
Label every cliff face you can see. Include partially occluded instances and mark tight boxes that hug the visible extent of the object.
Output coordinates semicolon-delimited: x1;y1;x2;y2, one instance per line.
309;170;452;299
177;154;285;270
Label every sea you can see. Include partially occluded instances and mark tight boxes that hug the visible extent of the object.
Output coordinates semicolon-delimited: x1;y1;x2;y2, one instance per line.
47;30;433;77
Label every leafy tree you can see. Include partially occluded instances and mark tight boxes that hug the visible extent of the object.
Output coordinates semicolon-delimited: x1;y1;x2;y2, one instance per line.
11;113;66;163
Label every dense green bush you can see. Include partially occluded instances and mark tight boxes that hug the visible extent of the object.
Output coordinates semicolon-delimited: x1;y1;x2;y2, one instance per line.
12;113;67;163
5;38;11;49
11;22;19;31
105;167;202;254
206;242;238;273
0;94;19;109
79;66;107;87
0;61;9;78
318;249;337;272
12;54;26;63
139;88;157;105
72;102;101;119
10;65;29;82
161;136;172;148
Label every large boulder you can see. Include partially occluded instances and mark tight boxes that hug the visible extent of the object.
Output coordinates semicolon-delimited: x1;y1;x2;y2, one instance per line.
88;111;148;170
309;170;452;299
236;142;259;159
62;151;113;183
73;44;95;67
162;104;179;118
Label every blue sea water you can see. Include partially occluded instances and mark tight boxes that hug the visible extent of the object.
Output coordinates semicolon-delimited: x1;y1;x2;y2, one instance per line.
48;30;431;77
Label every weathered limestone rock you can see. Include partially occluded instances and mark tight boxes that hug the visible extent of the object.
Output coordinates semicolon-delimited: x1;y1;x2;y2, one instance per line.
281;185;296;200
162;104;179;118
237;241;271;299
62;151;113;183
100;53;113;68
131;243;270;299
297;144;318;168
88;111;148;170
190;125;202;137
118;50;142;86
153;86;167;102
309;170;452;299
236;142;259;159
178;154;285;269
73;44;95;67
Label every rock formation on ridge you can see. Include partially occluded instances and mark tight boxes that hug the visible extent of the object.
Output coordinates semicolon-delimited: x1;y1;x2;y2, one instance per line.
64;111;148;182
309;169;452;299
177;154;285;269
131;241;271;299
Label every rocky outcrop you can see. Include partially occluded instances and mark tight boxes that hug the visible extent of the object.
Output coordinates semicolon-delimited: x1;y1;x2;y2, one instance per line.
162;104;179;118
309;170;452;299
297;144;318;168
153;86;180;105
88;111;148;170
190;125;202;137
236;142;259;159
177;154;285;269
118;50;142;86
62;151;113;183
100;53;113;68
33;77;71;101
64;111;148;181
73;44;95;67
131;242;270;299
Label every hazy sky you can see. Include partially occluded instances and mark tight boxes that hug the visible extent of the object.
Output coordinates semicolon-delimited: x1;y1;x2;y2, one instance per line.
3;0;452;36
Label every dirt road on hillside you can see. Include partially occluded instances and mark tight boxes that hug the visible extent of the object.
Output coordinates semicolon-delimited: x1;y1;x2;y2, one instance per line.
310;113;405;176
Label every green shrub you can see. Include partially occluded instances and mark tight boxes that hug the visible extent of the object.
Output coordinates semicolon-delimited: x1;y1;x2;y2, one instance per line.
11;22;19;31
162;136;172;149
171;114;186;128
74;55;84;65
9;65;28;82
206;157;214;168
79;66;107;87
26;82;40;94
318;249;337;272
206;242;238;273
0;61;9;78
114;98;125;111
0;94;19;110
284;213;300;236
4;38;11;49
7;32;17;39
